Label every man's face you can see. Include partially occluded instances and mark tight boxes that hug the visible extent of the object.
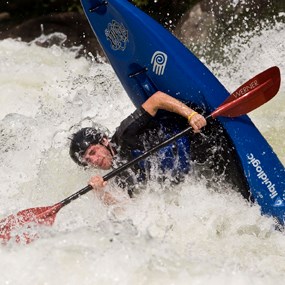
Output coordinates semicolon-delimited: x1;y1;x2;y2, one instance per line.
83;144;113;170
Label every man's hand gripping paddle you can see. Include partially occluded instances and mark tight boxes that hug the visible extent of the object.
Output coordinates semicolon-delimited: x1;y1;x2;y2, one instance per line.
0;66;281;244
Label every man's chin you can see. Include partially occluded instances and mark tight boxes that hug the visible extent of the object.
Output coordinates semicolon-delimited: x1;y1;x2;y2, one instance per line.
101;162;112;170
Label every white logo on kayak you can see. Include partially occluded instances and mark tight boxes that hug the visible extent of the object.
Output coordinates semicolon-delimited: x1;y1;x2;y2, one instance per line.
247;153;278;199
105;20;128;51
151;51;168;75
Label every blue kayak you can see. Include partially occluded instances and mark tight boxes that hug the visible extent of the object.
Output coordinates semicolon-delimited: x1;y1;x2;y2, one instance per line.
80;0;285;223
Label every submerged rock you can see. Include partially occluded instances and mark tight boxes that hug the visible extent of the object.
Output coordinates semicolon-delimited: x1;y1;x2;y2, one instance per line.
0;12;10;22
0;1;283;59
174;0;283;49
0;12;103;58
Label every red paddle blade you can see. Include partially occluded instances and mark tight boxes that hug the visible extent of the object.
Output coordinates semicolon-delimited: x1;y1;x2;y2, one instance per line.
222;66;281;105
211;67;281;119
0;203;63;244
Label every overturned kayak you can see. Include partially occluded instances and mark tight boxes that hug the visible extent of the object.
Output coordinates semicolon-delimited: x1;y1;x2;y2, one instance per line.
80;0;285;223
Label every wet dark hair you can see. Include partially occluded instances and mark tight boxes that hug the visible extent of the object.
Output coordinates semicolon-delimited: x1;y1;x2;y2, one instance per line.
69;127;106;166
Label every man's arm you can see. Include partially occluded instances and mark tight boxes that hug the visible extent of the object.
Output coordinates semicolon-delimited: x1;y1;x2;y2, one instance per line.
88;91;207;203
142;91;206;131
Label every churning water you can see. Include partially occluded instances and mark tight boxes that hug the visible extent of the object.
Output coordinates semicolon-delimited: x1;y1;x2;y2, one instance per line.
0;18;284;285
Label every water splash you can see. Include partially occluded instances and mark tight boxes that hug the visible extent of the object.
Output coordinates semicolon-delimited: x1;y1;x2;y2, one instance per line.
0;20;284;285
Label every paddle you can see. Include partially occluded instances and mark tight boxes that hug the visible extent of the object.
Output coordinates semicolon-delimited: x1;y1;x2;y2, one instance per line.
0;66;280;244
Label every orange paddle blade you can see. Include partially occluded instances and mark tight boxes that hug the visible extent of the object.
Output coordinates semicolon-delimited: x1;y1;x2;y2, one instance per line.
222;66;280;105
0;203;62;244
211;67;281;119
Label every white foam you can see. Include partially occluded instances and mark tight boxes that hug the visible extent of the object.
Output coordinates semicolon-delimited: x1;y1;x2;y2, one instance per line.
0;19;284;285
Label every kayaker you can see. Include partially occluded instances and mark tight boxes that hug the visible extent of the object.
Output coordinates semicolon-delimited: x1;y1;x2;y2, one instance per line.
69;91;207;205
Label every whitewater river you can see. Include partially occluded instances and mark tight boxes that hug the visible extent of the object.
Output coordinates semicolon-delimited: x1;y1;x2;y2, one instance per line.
0;19;284;285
